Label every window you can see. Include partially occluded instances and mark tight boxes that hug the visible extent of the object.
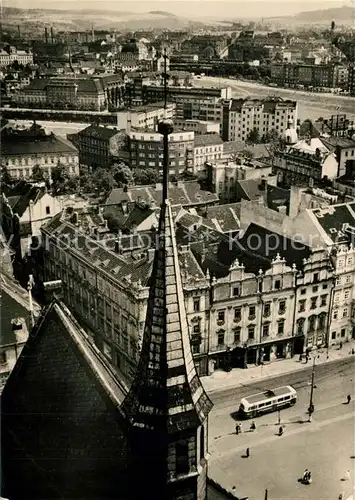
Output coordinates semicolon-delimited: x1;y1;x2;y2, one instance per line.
279;300;286;314
310;297;317;309
193;344;200;354
234;307;241;321
262;324;269;337
274;280;281;290
248;325;255;339
346;275;351;284
233;286;240;297
217;332;224;345
176;442;189;475
312;285;318;293
45;205;51;215
341;328;346;337
308;316;316;332
263;303;271;316
322;284;328;290
336;277;341;286
249;305;256;319
278;319;285;335
298;300;306;312
193;298;200;312
333;310;338;319
217;311;225;323
234;327;241;343
331;331;336;340
0;351;7;364
343;308;348;318
200;425;205;461
313;273;319;283
320;295;327;307
297;318;304;334
301;288;306;295
193;324;200;334
345;289;350;300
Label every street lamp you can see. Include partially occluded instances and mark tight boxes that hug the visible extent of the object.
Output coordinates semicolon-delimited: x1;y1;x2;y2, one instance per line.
308;355;316;422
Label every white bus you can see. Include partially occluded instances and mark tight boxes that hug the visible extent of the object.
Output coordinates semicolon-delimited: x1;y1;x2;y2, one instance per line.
238;385;297;419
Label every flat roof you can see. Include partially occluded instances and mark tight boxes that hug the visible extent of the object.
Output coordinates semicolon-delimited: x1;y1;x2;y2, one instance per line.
244;386;294;404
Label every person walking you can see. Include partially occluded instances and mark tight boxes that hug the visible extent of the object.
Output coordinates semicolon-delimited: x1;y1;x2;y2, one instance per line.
246;447;250;458
346;394;351;404
235;424;240;435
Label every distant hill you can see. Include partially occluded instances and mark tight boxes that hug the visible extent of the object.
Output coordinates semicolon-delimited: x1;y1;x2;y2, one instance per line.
269;4;355;25
2;6;203;31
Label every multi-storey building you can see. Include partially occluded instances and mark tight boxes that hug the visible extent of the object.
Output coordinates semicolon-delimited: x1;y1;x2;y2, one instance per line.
221;98;298;142
193;134;224;173
0;45;33;67
274;139;339;187
1;132;79;180
329;245;355;345
270;63;337;89
128;129;194;176
12;74;125;111
180;35;229;59
117;102;176;131
68;125;126;168
349;65;355;96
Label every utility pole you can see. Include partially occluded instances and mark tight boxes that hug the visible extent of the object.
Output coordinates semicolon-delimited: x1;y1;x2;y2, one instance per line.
308;355;316;422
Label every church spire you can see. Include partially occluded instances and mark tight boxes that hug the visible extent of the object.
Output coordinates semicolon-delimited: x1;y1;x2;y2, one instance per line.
121;52;212;500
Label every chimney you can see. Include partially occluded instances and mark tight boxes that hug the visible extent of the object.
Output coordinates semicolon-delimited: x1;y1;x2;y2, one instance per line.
259;177;267;191
277;205;287;214
92;25;95;42
45;27;49;44
51;27;54;44
17;25;21;38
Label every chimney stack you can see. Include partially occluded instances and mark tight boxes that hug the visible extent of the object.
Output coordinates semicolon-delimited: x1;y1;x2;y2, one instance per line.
17;25;21;38
51;27;54;44
45;27;49;44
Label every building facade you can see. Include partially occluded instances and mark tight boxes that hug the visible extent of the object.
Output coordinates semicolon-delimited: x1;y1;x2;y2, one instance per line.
222;98;298;142
193;134;224;173
0;46;33;67
117;102;176;131
128;129;194;176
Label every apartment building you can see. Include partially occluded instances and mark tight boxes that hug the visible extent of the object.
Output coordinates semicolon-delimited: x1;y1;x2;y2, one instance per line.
221;98;298;142
117;102;176;131
173;119;220;135
68;125;126;168
0;46;33;67
193;134;224;173
128;129;194;176
270;63;337;89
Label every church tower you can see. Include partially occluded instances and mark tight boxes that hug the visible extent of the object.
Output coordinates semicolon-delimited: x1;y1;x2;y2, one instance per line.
121;52;213;500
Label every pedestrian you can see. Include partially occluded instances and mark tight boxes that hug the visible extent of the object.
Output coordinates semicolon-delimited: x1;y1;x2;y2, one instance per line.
347;394;351;404
299;353;303;362
246;447;250;458
278;426;283;436
250;421;256;431
305;354;309;363
339;341;343;349
235;424;240;435
339;493;344;500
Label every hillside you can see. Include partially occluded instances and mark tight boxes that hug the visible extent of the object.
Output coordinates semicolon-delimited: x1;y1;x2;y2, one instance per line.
294;5;355;22
2;6;203;31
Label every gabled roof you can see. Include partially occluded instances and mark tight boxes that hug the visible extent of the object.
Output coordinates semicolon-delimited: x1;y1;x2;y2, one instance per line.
1;300;132;500
1;134;78;156
6;185;46;218
203;203;241;233
77;124;120;140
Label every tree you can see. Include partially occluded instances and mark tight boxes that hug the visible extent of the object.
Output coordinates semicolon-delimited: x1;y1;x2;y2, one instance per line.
111;163;134;187
133;168;159;186
1;165;12;186
246;128;260;144
92;168;117;193
32;165;44;182
51;164;69;193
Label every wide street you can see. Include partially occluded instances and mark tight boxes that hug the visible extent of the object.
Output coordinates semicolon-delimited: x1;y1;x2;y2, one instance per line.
194;76;355;123
208;357;355;500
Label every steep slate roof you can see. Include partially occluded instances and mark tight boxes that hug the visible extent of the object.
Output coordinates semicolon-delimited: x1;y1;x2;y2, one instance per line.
1;300;132;500
121;198;212;432
105;182;218;208
203;203;241;233
240;223;312;269
1;134;78;156
6;185;46;218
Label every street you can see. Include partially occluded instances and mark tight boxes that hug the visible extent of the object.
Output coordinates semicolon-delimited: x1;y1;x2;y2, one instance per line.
208;357;355;499
194;77;355;123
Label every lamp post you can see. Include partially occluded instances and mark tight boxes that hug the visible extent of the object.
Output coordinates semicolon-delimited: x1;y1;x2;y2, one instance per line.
308;355;316;422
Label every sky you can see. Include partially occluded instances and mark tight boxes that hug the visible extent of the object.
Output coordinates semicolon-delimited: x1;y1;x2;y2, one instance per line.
4;0;350;19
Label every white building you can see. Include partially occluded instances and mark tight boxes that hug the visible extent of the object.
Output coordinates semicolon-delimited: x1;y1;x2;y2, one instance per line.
117;102;176;131
222;98;298;143
193;134;224;173
0;46;34;67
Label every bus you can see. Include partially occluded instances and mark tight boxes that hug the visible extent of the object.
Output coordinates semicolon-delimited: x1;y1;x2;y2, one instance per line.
238;386;297;419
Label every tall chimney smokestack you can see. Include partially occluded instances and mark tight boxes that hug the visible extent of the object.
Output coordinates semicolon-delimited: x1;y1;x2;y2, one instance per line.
51;27;54;44
45;27;48;44
17;25;21;38
92;25;95;42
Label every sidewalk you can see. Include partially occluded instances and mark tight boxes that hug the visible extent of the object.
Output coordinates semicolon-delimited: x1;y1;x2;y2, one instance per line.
201;340;355;394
